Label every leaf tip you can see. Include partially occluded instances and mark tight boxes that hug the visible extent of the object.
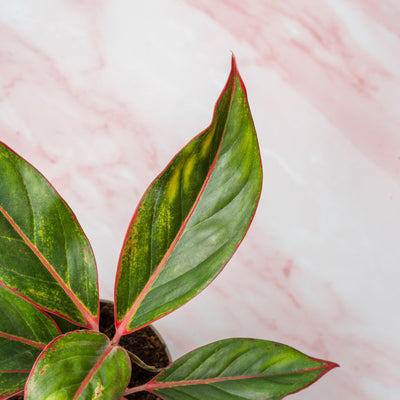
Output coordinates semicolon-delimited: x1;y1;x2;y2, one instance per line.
326;360;340;371
315;359;339;382
228;53;249;99
230;51;237;70
229;52;240;82
313;355;339;372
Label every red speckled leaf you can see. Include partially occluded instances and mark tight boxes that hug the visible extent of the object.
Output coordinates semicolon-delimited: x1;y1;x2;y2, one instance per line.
128;339;338;400
114;56;262;339
0;285;60;399
25;331;131;400
0;143;99;329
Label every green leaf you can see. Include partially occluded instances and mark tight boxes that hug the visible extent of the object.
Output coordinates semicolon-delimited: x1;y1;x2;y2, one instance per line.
25;330;131;400
0;284;61;399
49;313;82;334
136;338;337;400
0;143;99;329
115;56;262;338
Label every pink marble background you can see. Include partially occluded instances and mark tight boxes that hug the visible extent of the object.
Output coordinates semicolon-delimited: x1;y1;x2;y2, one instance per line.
1;1;400;399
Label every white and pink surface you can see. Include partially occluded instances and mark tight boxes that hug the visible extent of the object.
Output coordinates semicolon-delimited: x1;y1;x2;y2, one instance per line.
1;1;399;399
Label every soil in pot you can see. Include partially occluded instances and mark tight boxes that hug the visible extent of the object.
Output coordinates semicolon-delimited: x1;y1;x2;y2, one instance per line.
10;301;171;400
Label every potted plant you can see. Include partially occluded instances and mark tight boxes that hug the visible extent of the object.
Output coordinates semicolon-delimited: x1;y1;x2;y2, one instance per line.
0;56;337;400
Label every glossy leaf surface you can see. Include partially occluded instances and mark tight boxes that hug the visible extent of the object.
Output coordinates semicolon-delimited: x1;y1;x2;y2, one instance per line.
140;339;337;400
25;331;131;400
0;285;60;399
115;56;262;337
0;143;98;329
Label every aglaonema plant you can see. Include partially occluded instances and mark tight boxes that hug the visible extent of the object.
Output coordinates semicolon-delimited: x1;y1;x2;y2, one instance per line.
0;56;337;400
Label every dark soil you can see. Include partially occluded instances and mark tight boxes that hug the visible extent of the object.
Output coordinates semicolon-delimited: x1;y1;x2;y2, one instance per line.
10;301;170;400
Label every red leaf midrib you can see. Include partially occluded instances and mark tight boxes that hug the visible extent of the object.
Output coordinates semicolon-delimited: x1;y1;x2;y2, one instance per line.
149;363;336;389
0;331;46;349
71;344;114;400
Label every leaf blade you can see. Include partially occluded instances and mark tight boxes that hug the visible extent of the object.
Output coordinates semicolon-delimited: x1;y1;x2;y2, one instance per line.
0;143;99;328
138;339;337;400
0;373;26;400
115;56;262;336
0;285;60;399
25;331;131;400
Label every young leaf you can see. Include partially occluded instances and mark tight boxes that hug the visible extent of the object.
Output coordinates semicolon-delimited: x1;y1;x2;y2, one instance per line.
114;56;262;339
0;285;60;399
0;143;99;329
25;330;131;400
130;338;337;400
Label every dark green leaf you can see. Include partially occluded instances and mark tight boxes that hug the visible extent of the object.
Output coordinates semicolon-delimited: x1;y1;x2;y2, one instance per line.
25;330;131;400
0;143;99;328
48;312;81;334
0;285;61;398
115;56;262;338
0;373;26;400
135;338;337;400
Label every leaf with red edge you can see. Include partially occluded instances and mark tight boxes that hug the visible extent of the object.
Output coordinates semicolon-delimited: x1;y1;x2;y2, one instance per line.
25;331;131;400
0;143;99;329
114;56;262;339
0;285;60;399
128;338;338;400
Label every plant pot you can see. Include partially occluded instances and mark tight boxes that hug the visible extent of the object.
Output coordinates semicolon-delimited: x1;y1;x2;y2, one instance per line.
10;300;171;400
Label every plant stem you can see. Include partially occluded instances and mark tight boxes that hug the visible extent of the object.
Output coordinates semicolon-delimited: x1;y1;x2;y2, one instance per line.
127;350;165;373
